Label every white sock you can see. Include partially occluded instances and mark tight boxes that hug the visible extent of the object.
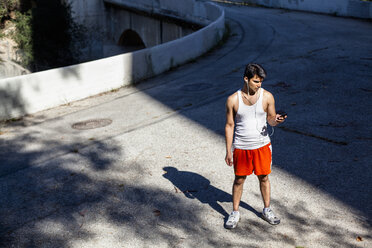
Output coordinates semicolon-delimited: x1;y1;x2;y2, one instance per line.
232;210;240;216
263;207;271;213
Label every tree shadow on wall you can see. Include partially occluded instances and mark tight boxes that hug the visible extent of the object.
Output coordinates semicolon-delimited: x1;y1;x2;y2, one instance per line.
0;86;26;121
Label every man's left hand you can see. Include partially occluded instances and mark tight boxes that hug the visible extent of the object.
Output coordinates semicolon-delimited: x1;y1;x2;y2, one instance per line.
275;114;287;124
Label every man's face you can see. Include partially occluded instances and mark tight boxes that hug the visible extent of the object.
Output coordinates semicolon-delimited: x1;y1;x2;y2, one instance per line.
244;74;263;92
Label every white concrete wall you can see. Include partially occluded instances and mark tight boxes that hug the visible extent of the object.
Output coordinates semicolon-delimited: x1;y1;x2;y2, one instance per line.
0;1;225;120
104;0;213;26
66;0;107;60
105;7;197;50
67;0;105;28
107;9;163;48
252;0;372;19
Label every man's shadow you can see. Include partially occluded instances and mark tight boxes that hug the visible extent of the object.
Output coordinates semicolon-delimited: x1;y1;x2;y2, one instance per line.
163;167;261;221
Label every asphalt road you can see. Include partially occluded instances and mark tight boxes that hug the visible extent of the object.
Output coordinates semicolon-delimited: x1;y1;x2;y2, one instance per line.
1;2;371;247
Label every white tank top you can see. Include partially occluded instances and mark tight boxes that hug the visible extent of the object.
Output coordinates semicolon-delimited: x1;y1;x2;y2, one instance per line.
233;88;270;150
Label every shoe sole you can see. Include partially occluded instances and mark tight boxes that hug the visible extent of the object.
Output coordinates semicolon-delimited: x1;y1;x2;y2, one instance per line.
225;219;239;229
225;223;238;229
262;214;280;225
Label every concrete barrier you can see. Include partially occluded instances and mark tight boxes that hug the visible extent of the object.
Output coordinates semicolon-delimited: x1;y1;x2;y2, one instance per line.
224;0;372;19
0;0;225;120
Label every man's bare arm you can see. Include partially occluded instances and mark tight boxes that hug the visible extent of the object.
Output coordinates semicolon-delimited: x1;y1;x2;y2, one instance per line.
225;95;235;166
266;91;286;126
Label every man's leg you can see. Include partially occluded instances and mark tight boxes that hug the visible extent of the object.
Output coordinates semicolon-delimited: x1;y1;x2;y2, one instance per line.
257;175;270;208
232;175;247;211
258;174;280;225
226;175;246;228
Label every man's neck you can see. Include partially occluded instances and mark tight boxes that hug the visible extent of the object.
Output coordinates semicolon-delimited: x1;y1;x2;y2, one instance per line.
242;84;258;96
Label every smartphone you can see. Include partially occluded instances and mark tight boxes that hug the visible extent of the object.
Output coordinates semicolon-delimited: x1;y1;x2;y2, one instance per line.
277;111;287;118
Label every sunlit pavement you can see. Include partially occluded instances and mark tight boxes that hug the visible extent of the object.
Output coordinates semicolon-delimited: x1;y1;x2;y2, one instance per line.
1;2;371;247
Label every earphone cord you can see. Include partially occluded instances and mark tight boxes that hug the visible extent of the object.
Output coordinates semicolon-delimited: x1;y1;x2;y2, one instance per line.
253;88;265;145
269;126;274;136
253;88;275;142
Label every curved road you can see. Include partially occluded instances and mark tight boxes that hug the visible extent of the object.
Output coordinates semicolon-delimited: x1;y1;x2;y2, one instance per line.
1;3;371;247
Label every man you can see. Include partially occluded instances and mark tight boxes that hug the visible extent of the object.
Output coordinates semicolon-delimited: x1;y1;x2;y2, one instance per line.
224;63;286;229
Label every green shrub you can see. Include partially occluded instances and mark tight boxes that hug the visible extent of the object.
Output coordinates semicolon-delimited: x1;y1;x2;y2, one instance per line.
0;0;20;21
7;0;86;71
0;28;4;38
0;7;8;21
12;10;33;67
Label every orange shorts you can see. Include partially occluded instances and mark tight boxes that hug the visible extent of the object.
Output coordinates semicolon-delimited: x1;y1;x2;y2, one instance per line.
233;143;272;176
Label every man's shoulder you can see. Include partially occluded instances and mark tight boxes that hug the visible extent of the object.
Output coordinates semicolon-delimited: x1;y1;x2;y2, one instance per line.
226;91;238;105
227;91;238;99
262;88;274;99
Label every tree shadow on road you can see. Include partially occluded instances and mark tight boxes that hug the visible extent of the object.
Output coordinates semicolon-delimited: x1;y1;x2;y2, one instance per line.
0;124;245;247
0;126;121;246
1;122;370;247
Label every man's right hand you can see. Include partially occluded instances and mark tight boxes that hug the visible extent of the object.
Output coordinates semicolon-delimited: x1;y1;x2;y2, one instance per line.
225;152;233;166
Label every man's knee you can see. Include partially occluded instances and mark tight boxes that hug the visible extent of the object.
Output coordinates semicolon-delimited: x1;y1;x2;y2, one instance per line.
234;176;246;186
258;175;269;183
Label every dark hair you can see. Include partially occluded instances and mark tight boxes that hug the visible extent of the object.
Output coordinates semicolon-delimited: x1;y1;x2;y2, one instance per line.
244;63;266;80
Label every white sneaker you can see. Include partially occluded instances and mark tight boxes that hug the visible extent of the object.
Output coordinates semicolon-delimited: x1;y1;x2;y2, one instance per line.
225;211;240;229
262;208;280;225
